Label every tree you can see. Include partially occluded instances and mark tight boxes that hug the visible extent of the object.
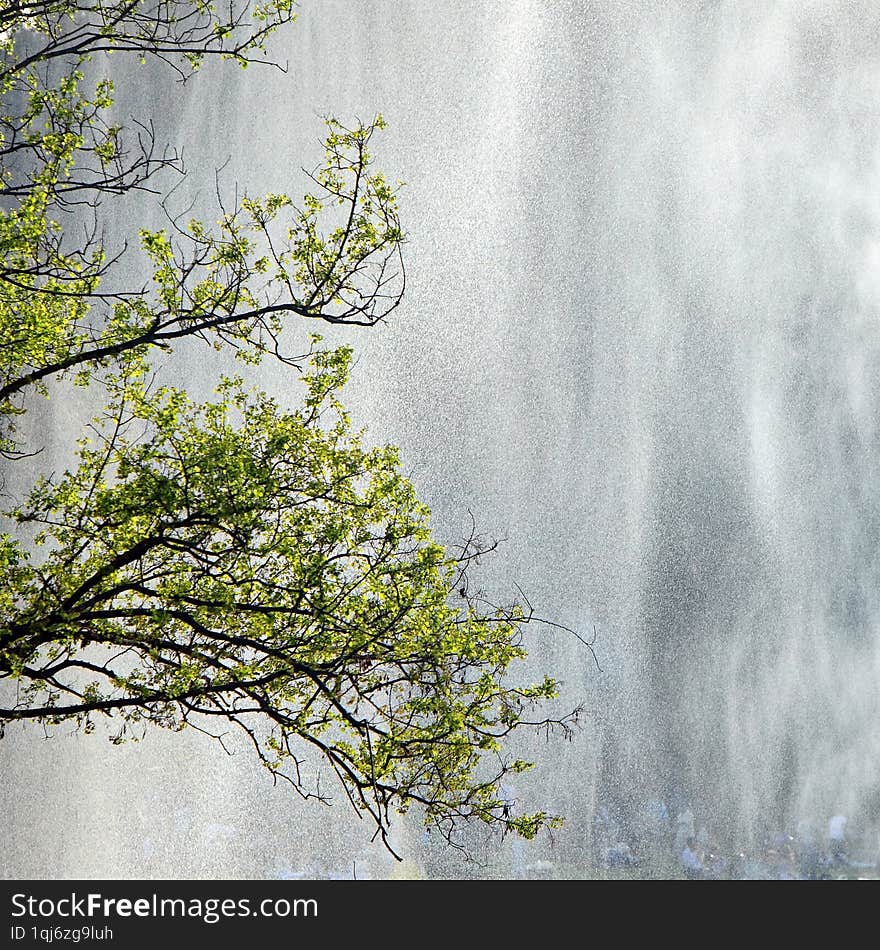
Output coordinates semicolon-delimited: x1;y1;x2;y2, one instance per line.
0;1;578;856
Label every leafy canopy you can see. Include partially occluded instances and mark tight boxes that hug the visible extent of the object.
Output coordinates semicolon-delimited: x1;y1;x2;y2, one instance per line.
0;0;576;854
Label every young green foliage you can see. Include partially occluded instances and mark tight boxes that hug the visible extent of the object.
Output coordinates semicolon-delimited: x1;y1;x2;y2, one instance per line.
2;343;570;848
0;0;575;854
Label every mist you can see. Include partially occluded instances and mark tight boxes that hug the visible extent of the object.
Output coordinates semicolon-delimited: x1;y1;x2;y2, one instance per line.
4;0;880;877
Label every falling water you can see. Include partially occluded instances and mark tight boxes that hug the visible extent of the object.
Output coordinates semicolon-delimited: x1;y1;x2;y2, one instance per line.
4;0;880;877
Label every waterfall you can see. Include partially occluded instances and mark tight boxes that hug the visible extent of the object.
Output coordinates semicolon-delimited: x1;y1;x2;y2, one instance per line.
4;0;880;877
